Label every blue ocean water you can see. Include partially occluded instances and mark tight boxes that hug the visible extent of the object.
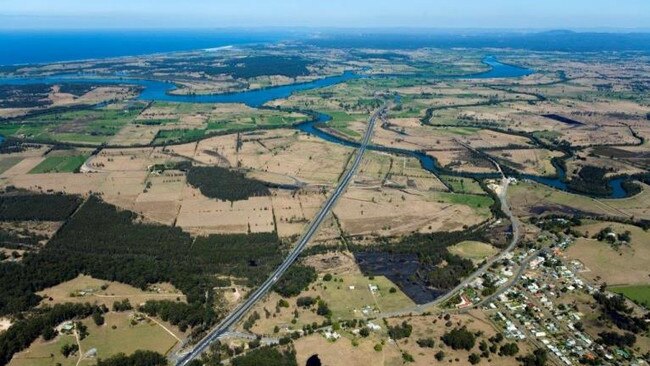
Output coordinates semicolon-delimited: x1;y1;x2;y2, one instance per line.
0;30;290;66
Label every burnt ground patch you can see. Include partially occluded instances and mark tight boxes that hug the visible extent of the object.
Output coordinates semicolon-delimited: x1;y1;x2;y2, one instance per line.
354;252;445;304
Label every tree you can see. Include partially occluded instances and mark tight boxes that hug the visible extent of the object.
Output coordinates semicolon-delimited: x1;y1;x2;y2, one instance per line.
92;311;105;326
316;300;331;317
499;342;519;356
388;321;412;340
468;353;481;364
434;351;445;361
416;338;435;348
517;349;548;366
441;327;475;351
61;344;79;358
42;327;58;341
97;350;168;366
323;274;333;281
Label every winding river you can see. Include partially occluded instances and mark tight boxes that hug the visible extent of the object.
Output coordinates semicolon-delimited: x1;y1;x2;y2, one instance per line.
0;57;628;198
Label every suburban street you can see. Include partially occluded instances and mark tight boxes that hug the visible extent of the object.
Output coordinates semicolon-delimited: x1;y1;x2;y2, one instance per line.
175;106;384;365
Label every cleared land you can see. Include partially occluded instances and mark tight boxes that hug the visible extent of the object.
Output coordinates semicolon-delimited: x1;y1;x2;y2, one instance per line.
9;312;181;366
37;275;185;308
564;222;650;286
448;241;499;264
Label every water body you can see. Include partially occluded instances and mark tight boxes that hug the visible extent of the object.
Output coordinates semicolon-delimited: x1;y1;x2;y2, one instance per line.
0;72;359;108
0;30;290;66
0;57;627;198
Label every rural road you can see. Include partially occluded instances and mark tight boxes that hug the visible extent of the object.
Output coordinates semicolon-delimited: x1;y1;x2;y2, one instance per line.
175;106;385;365
377;148;522;318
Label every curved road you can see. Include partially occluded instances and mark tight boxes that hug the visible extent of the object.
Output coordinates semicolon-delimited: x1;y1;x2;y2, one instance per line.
377;146;522;317
175;106;385;365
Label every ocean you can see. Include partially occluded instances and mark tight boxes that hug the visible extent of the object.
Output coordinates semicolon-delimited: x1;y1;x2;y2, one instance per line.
0;29;292;66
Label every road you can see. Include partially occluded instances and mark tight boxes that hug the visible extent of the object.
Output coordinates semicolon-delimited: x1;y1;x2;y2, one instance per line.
376;144;521;317
175;106;384;365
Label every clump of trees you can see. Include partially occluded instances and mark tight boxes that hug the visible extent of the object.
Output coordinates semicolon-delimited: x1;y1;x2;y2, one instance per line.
186;166;270;202
517;349;548;366
441;326;476;351
230;346;297;366
273;265;317;298
598;331;636;347
593;292;648;334
416;337;435;348
0;193;82;221
97;350;168;366
388;321;413;340
499;342;519;356
0;195;284;336
139;300;216;333
566;165;613;197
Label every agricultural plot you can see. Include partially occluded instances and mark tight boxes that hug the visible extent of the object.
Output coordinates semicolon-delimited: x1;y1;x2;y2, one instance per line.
486;148;563;176
1;103;147;145
333;185;491;236
29;154;89;174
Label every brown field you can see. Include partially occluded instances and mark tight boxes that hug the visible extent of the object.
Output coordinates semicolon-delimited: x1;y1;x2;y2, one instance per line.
333;185;487;236
429;148;498;174
37;275;185;309
564;222;650;286
174;129;354;186
294;333;402;366
176;187;275;234
486;148;563;176
355;151;448;192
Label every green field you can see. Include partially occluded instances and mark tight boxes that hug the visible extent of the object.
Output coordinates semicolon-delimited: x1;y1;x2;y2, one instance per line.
30;155;89;174
439;175;486;195
9;312;178;366
610;285;650;309
448;241;498;263
437;192;494;217
0;104;146;145
152;128;206;145
317;274;414;319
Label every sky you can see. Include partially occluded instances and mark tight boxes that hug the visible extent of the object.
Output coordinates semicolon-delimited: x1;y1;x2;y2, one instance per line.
1;0;650;30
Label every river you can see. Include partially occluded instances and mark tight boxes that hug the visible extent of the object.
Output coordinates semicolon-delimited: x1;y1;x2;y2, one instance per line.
0;57;628;198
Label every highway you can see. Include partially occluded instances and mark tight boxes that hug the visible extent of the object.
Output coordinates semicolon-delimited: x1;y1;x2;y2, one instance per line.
175;106;384;365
